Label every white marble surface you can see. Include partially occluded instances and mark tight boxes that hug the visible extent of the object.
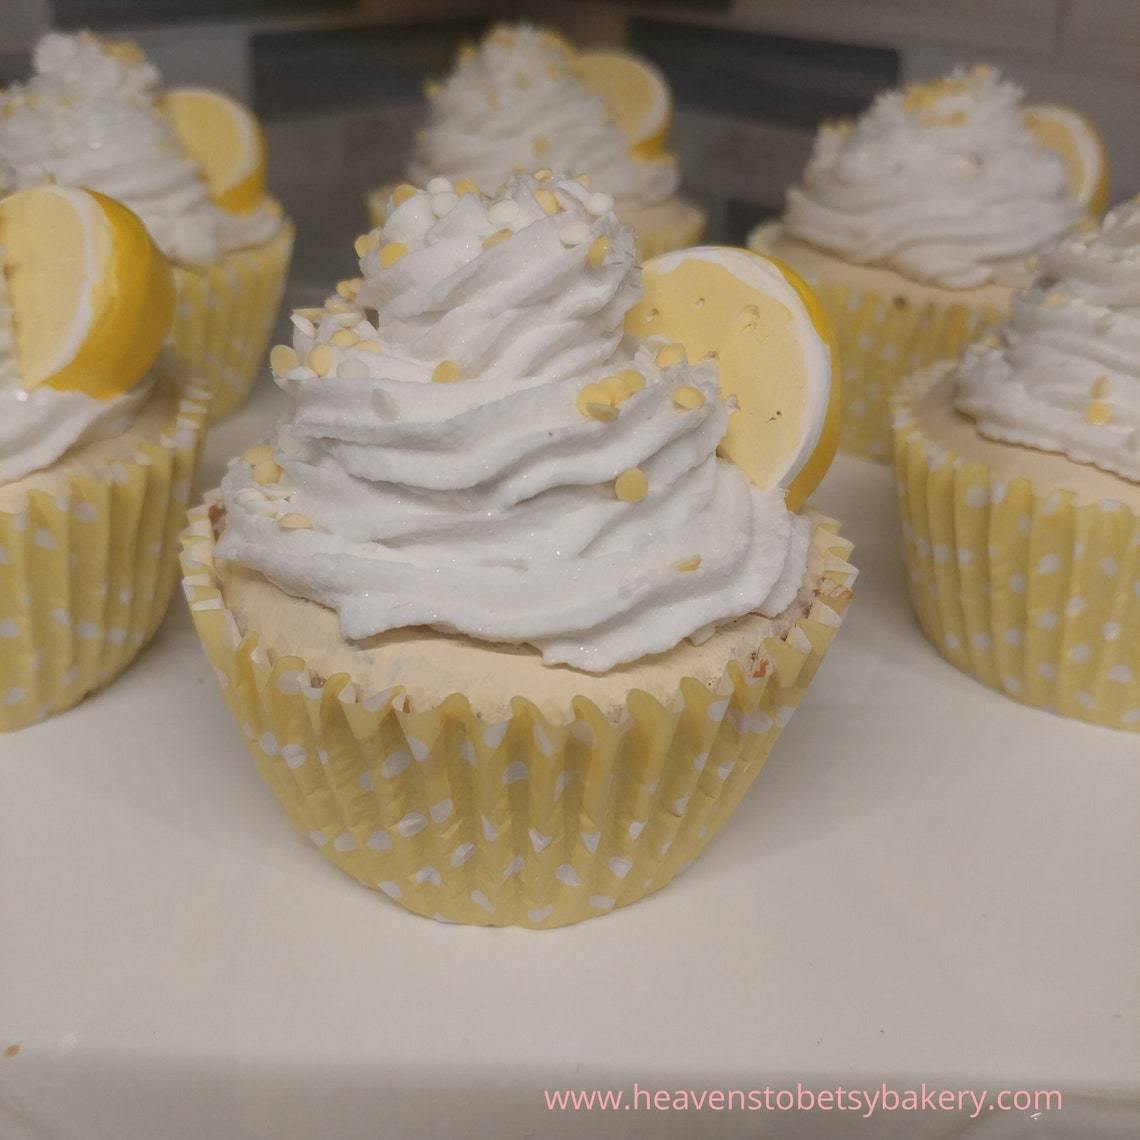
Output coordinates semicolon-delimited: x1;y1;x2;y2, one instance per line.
1;347;1138;1139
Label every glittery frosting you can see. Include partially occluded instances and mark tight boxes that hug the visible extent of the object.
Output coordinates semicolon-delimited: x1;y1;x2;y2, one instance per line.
217;174;810;672
408;24;679;207
0;32;279;266
954;196;1140;482
784;66;1083;289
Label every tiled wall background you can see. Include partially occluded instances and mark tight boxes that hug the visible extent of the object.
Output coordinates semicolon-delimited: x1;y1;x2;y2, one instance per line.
3;0;1138;284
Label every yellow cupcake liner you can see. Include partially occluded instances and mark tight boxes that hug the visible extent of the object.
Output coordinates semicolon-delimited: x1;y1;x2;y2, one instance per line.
750;225;1007;463
366;187;705;260
180;505;856;928
893;367;1139;732
0;380;211;732
170;220;294;421
617;199;707;260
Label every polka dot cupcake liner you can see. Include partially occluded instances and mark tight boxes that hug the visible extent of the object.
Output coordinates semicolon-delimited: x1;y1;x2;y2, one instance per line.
180;506;855;928
893;366;1139;732
0;377;210;732
750;223;1007;464
170;219;294;422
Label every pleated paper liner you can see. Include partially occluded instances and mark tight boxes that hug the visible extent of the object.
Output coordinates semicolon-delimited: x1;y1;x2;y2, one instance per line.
0;377;210;732
366;186;705;260
750;223;1007;464
893;365;1139;732
180;507;856;928
169;218;294;422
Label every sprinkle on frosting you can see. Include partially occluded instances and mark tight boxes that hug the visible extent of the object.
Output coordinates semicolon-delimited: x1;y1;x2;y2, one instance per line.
784;66;1084;288
954;195;1140;481
216;174;810;672
407;24;679;206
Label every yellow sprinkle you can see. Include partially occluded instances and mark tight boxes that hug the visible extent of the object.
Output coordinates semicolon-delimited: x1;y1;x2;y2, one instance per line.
278;513;313;531
575;173;592;188
269;344;299;374
391;183;417;207
308;344;334;377
423;80;441;98
357;339;382;353
534;189;561;215
354;232;379;257
1086;401;1112;426
453;178;480;197
1043;292;1068;307
482;228;512;249
1026;254;1039;272
325;297;351;314
379;242;409;268
330;328;358;347
614;468;648;503
252;459;282;485
672;386;706;410
534;167;553;181
583;401;618;422
243;442;273;466
336;277;363;300
587;236;610;268
533;136;550;157
673;555;701;573
655;342;687;369
295;307;323;322
458;42;475;63
1091;375;1110;399
432;360;463;383
576;370;645;418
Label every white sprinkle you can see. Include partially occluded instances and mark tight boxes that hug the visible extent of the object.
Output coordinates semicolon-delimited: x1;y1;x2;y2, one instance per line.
487;199;519;226
432;191;459;217
337;359;369;380
559;220;592;245
426;176;452;194
586;192;614;216
286;366;317;381
290;314;315;336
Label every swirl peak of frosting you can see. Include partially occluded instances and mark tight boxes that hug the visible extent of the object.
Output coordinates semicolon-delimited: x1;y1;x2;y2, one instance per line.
408;24;678;206
954;195;1140;482
784;66;1084;288
217;174;809;672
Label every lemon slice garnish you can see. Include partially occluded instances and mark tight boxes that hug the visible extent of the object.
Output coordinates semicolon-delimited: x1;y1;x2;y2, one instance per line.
1024;104;1110;217
163;87;267;215
0;186;174;400
626;246;841;510
575;51;671;158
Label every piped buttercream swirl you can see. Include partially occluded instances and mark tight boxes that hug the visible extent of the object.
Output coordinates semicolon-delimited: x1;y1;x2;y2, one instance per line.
217;174;809;672
784;67;1083;289
954;196;1140;482
409;25;678;206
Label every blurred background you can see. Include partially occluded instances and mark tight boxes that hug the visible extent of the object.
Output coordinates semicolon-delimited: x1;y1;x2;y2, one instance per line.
2;0;1137;287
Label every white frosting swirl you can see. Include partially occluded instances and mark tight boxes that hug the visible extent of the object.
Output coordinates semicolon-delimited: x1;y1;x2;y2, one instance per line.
785;67;1083;288
0;33;276;265
409;25;678;206
0;236;152;484
954;197;1140;482
217;174;809;673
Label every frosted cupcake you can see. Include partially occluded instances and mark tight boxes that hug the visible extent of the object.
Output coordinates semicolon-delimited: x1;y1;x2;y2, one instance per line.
368;24;704;258
893;196;1139;731
0;32;293;419
751;66;1108;461
0;184;208;730
182;174;854;928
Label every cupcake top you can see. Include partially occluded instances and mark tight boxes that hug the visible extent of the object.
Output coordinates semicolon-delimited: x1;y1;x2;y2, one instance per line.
408;25;679;206
954;196;1140;482
0;184;173;484
784;66;1084;289
217;174;810;673
0;32;279;266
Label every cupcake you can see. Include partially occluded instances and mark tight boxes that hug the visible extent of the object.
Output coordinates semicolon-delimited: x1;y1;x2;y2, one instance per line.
751;66;1108;462
893;196;1139;732
0;184;208;731
182;174;854;928
0;32;294;419
367;24;704;258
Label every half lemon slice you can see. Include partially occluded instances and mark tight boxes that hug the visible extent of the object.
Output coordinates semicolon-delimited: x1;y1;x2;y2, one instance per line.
0;186;174;400
576;51;671;158
626;246;841;510
163;87;267;215
1025;104;1110;217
